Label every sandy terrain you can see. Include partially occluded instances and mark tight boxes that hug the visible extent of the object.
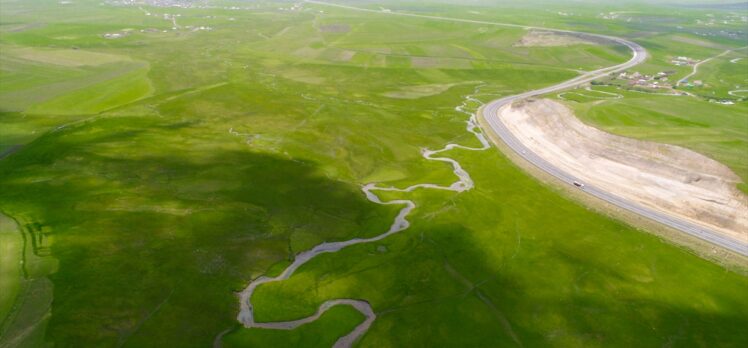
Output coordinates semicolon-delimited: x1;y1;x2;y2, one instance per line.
499;99;748;242
514;30;594;47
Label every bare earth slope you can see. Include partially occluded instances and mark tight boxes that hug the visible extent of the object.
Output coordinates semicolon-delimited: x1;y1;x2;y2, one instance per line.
499;99;748;243
514;30;594;47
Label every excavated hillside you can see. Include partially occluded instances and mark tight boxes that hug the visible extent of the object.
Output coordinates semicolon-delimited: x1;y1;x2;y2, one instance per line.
499;98;748;243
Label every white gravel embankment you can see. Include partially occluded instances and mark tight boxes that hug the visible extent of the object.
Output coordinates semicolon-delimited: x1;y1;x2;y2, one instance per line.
499;99;748;242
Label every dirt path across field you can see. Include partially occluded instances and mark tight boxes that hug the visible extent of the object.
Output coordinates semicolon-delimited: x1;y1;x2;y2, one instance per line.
678;46;748;86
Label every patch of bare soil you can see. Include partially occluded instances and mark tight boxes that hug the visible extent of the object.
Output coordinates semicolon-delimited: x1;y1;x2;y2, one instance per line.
514;30;594;47
499;99;748;242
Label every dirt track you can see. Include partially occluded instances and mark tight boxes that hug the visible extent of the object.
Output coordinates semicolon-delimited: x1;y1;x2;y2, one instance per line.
499;99;748;242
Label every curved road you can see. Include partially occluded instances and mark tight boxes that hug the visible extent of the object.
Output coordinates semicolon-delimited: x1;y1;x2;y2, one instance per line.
231;2;747;347
479;39;748;257
305;1;746;256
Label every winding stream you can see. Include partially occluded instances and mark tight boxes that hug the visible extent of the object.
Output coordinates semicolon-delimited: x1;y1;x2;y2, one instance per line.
233;90;490;347
227;1;649;346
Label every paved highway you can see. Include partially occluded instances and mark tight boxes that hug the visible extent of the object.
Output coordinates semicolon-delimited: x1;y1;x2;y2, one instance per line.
306;0;746;256
479;35;748;257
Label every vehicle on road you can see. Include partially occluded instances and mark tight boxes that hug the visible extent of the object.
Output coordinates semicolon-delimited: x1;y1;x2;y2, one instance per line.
573;181;585;188
477;29;748;256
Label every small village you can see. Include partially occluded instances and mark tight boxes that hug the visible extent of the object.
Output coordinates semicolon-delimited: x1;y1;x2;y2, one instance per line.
101;4;215;39
671;56;699;66
612;70;678;89
599;53;744;105
607;54;708;91
106;0;259;11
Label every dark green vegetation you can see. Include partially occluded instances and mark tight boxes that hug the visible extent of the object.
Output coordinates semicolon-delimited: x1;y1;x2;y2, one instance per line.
0;213;56;348
1;0;747;347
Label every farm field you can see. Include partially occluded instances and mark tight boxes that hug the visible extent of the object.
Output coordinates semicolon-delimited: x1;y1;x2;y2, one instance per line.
1;0;747;347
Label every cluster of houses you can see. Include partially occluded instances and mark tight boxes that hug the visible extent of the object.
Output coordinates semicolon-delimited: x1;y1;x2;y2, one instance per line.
614;71;676;89
102;32;126;39
598;12;620;20
107;0;206;9
104;9;212;38
679;79;704;88
671;56;698;66
697;13;748;27
278;3;303;11
106;0;258;11
187;26;213;32
102;29;134;39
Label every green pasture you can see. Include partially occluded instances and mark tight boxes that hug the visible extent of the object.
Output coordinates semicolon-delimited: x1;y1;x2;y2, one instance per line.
0;0;746;347
245;147;748;347
0;214;20;329
686;50;748;99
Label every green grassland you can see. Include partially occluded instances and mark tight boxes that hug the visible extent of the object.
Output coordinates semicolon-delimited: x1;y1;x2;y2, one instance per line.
1;0;747;347
0;214;20;330
686;50;748;99
0;211;57;348
224;305;365;348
